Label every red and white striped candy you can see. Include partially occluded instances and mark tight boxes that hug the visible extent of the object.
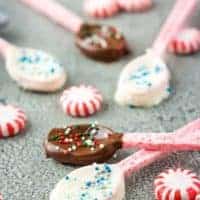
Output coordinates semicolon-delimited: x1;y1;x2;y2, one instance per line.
84;0;119;18
0;104;27;138
60;85;103;117
196;194;200;200
154;168;200;200
117;0;153;12
168;28;200;55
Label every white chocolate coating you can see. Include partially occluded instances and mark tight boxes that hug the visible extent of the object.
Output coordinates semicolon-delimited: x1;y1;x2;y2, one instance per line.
50;164;125;200
5;46;67;92
115;51;171;107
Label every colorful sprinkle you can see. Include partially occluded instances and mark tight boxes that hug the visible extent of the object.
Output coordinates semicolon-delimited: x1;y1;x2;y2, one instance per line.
17;49;64;79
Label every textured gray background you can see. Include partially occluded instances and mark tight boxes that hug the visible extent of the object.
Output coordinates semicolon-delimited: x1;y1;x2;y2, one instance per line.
0;0;200;199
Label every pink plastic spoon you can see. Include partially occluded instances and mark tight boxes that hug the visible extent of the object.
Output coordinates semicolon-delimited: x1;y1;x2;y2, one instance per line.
115;0;197;107
45;119;200;165
49;118;200;200
20;0;129;62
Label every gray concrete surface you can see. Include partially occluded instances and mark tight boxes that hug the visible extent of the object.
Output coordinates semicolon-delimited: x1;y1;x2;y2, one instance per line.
0;0;200;199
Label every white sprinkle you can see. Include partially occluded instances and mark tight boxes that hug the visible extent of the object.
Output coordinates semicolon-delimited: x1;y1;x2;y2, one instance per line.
113;153;118;159
90;129;97;135
68;147;72;152
55;146;59;150
72;145;77;151
91;121;98;127
64;138;69;142
99;144;105;149
81;136;85;140
90;147;95;151
64;127;71;135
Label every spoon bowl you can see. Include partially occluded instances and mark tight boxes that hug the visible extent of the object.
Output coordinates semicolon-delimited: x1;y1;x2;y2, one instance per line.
45;124;122;165
76;23;128;62
0;39;67;92
50;164;125;200
115;50;171;107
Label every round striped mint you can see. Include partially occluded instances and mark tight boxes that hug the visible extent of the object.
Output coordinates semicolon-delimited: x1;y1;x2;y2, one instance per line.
84;0;119;18
196;194;200;200
0;104;27;138
117;0;153;12
60;85;103;117
154;168;200;200
168;28;200;55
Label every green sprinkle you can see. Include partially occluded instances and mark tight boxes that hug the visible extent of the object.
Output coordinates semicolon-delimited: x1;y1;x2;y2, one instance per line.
49;135;60;141
84;139;94;147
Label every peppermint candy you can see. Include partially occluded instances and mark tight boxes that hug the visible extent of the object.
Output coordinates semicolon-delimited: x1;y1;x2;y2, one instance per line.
0;104;27;138
196;194;200;200
154;168;200;200
117;0;153;12
60;85;103;117
84;0;119;18
168;28;200;55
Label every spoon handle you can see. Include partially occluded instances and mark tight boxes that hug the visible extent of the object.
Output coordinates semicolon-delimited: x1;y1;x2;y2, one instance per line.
153;0;197;57
20;0;83;33
118;118;200;177
122;129;200;151
0;38;12;58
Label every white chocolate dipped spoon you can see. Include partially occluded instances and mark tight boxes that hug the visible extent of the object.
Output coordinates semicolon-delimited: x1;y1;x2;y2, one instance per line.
115;0;197;107
0;38;67;92
50;118;200;200
20;0;129;62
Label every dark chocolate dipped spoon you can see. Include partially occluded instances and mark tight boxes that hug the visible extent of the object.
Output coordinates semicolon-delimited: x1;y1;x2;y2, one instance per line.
45;119;200;165
20;0;129;62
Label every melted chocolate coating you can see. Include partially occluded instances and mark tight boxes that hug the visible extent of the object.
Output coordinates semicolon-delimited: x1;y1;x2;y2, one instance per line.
44;124;123;165
76;23;129;62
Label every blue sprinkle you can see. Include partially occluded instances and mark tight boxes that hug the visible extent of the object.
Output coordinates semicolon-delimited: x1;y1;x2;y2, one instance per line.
104;164;111;173
166;87;173;93
19;56;28;62
96;179;101;184
148;83;152;87
142;71;149;76
86;181;92;187
50;68;55;73
95;166;99;171
155;65;161;73
65;176;69;180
